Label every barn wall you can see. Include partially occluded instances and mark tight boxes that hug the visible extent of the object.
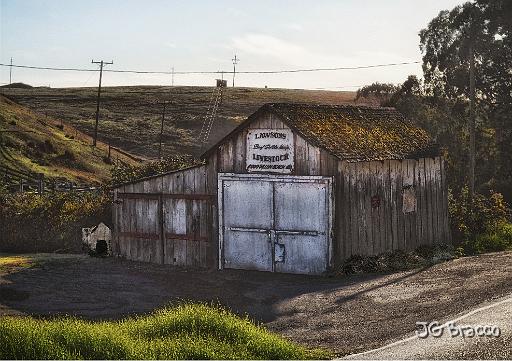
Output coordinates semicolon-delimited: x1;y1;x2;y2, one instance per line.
113;164;215;268
334;156;450;263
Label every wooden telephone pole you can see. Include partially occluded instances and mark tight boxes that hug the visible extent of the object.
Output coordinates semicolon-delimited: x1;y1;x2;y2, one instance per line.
91;59;113;147
9;57;12;85
158;102;166;160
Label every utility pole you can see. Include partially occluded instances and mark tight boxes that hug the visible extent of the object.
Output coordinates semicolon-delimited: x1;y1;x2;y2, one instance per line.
9;57;12;85
158;102;166;160
469;43;476;199
231;54;239;87
220;71;224;104
171;66;174;87
91;59;113;147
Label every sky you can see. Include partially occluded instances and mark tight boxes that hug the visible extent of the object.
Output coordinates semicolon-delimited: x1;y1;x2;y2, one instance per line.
0;0;467;90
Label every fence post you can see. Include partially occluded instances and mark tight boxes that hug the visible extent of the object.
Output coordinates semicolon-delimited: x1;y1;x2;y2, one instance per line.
19;179;24;192
38;173;45;194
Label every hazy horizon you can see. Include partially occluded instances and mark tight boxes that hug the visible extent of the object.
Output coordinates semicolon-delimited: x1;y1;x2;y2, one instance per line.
1;0;467;90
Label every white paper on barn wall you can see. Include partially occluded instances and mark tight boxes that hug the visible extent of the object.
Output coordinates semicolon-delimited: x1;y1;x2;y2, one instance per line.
403;186;417;213
246;129;294;174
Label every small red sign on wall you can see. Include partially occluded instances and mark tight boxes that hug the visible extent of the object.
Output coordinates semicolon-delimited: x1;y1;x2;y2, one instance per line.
371;195;381;209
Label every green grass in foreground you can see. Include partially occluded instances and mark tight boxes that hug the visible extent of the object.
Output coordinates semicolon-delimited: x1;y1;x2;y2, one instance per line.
0;304;331;360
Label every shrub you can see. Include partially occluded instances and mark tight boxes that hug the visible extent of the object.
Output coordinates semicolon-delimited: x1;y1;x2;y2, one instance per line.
470;222;512;254
337;244;454;275
449;186;512;254
0;190;111;253
111;155;198;185
62;150;76;161
42;139;55;153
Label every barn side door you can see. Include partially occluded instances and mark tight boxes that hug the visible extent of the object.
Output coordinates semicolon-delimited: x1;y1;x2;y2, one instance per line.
114;192;213;267
115;193;162;263
161;195;211;267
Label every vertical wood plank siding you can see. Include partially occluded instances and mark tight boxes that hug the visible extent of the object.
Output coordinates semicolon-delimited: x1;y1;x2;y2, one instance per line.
333;157;447;264
114;164;214;268
113;111;450;270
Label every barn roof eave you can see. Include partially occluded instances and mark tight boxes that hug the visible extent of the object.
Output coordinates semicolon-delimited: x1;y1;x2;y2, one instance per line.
199;105;274;160
110;163;205;190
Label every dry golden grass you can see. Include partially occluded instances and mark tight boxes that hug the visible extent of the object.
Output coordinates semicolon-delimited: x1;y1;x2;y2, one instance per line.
0;95;141;184
2;86;360;159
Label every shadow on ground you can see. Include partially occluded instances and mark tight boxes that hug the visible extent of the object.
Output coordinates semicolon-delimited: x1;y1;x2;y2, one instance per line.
1;252;511;355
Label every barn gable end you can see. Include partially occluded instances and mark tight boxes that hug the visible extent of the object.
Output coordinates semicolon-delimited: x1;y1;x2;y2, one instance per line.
206;110;339;177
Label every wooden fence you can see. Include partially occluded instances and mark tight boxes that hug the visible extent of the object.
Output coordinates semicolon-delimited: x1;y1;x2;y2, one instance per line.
0;165;98;193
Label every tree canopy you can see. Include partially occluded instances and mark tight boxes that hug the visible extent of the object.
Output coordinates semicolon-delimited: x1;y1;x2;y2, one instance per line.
419;0;512;106
417;0;512;200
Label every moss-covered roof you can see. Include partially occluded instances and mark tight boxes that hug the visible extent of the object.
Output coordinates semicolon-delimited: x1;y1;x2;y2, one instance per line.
266;103;438;161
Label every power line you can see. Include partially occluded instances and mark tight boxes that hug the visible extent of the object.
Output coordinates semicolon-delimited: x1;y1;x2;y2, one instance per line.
0;60;420;75
312;85;364;90
239;61;420;74
1;63;97;72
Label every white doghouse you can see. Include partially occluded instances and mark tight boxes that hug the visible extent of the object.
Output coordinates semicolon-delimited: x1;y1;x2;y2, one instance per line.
82;222;112;255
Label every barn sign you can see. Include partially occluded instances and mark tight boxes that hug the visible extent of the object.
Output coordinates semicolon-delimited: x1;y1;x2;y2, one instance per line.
246;128;294;173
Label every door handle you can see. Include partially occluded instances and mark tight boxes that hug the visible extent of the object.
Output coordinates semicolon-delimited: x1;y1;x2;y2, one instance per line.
226;227;269;233
275;230;321;236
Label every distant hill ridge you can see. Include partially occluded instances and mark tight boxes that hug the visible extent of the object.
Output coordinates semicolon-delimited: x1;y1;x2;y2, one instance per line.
1;85;367;159
0;82;33;89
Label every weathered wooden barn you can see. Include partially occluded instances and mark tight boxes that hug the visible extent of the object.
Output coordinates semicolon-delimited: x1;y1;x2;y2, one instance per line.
112;103;450;274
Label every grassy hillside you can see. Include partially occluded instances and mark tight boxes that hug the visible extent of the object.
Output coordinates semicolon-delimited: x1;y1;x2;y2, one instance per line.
0;95;140;185
1;86;363;159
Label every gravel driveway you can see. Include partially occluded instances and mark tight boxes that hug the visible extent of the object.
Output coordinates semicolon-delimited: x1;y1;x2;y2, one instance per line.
1;251;511;356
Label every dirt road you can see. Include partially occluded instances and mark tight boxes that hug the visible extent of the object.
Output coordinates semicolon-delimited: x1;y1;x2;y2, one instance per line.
0;252;511;356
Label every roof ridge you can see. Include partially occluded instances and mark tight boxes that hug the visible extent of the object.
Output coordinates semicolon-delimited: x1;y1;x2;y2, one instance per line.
266;102;398;111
